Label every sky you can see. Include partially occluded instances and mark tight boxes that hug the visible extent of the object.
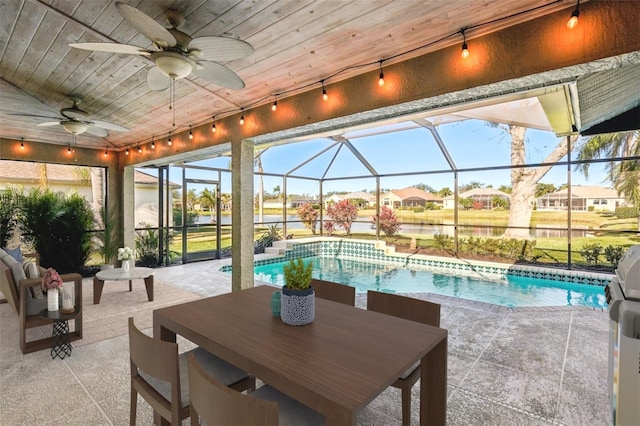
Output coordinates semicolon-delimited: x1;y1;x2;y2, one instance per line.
171;118;610;197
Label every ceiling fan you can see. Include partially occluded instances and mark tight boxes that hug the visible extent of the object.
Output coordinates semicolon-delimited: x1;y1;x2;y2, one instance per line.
31;99;130;137
69;2;254;91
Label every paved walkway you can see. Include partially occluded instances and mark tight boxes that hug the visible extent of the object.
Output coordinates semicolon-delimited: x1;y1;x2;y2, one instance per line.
0;259;611;425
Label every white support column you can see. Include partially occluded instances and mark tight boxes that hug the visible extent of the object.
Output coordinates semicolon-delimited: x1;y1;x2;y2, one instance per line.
123;166;136;252
231;139;255;291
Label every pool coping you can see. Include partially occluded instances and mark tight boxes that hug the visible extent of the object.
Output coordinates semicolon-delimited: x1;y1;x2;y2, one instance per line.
234;237;614;287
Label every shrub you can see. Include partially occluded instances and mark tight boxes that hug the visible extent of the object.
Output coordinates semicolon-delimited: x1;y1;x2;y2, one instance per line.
615;206;638;219
17;188;95;273
135;223;160;266
413;206;425;213
432;233;452;251
370;206;402;236
326;200;358;236
587;205;595;212
323;221;335;236
604;245;624;267
297;202;319;235
579;243;603;265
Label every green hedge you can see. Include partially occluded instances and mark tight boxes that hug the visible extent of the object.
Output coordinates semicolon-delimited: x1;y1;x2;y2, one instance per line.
615;206;638;219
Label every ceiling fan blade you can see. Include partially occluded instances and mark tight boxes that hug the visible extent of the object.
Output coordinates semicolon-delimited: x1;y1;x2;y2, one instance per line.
36;121;62;127
193;61;245;90
85;125;109;137
146;66;171;91
90;120;130;132
69;42;150;55
115;2;176;48
188;36;254;61
7;113;59;120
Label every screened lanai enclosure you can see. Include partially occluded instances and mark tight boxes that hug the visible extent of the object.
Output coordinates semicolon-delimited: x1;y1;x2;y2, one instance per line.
132;84;639;271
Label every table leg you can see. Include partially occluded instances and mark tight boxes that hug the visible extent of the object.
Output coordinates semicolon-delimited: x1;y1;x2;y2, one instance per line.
144;275;154;301
93;277;104;304
129;280;132;292
420;337;447;425
50;319;72;359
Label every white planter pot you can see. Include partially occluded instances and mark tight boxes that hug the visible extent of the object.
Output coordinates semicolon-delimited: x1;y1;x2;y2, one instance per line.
280;287;315;326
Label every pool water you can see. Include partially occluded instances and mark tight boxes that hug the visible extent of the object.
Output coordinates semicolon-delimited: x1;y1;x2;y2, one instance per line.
253;257;607;308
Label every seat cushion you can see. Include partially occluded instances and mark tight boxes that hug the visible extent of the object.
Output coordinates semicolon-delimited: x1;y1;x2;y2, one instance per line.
141;347;250;407
252;384;325;426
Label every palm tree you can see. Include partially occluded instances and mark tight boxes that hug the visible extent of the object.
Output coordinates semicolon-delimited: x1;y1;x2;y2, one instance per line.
575;131;640;233
199;188;217;223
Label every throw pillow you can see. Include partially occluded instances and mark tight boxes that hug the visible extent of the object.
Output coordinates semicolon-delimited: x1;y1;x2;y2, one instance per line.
2;246;23;263
22;260;44;299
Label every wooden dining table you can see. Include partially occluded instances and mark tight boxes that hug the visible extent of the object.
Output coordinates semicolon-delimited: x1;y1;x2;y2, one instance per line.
153;285;447;425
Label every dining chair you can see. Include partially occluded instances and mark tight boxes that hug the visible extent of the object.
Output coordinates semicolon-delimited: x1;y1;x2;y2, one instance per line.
310;278;356;306
128;317;255;425
366;291;441;426
188;352;325;426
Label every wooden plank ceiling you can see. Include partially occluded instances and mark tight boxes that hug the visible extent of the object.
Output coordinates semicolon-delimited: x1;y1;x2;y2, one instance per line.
0;0;575;150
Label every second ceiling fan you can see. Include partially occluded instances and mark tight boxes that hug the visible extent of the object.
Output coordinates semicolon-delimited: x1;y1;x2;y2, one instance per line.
69;2;253;91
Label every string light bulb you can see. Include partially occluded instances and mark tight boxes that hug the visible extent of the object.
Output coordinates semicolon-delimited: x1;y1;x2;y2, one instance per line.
240;108;245;125
211;116;216;133
125;148;129;155
321;81;328;101
460;29;469;59
103;149;108;157
151;138;155;149
272;97;278;111
20;138;24;150
567;0;580;29
189;126;193;140
378;61;385;87
67;145;72;154
168;135;172;146
137;145;142;154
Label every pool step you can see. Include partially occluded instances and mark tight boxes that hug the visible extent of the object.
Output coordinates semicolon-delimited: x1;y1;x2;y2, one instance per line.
265;240;294;255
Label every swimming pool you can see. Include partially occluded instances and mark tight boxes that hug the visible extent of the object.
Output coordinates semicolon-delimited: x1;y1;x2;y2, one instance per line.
252;257;607;308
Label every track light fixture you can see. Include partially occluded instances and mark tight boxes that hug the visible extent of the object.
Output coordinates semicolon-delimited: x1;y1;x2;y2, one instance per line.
240;108;245;125
378;61;385;87
321;80;328;101
567;0;580;29
211;116;216;133
272;97;278;112
460;29;469;59
189;126;193;140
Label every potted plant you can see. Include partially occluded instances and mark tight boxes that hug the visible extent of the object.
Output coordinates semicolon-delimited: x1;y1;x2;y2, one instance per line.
280;258;315;325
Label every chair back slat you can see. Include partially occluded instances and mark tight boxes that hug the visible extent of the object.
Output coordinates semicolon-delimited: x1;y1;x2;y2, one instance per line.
188;353;279;426
366;291;440;327
311;278;356;306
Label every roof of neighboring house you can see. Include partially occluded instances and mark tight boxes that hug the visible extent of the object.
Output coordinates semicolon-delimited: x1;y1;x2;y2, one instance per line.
444;188;510;199
385;187;442;202
540;185;622;199
343;191;376;201
0;160;88;183
0;160;180;189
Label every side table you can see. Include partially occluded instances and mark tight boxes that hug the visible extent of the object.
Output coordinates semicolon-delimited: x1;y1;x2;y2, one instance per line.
38;308;82;359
